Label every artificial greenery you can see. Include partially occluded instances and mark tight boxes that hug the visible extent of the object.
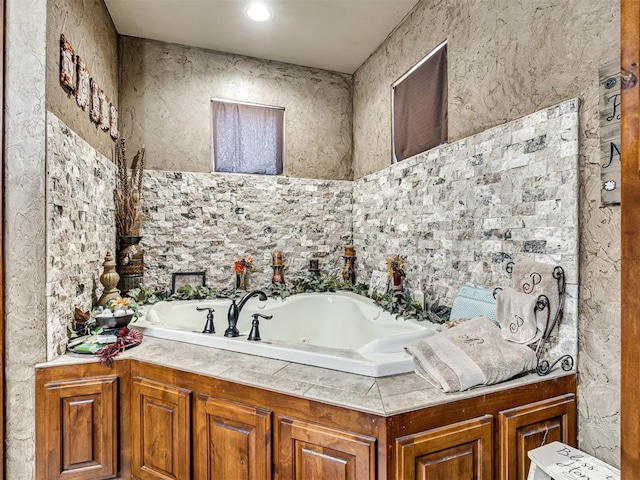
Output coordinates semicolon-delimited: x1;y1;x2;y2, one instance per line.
128;274;451;325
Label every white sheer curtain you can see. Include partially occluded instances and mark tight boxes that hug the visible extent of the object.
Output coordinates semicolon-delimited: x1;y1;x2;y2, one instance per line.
212;100;284;175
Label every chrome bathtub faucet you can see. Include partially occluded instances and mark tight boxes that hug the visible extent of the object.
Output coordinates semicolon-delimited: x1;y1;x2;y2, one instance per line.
225;289;268;337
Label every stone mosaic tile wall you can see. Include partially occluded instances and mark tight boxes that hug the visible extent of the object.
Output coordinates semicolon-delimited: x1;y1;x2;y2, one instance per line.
46;113;117;357
141;172;353;289
353;99;580;363
352;1;619;463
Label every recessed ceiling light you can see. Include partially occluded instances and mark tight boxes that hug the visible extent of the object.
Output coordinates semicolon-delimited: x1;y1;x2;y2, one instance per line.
245;2;272;22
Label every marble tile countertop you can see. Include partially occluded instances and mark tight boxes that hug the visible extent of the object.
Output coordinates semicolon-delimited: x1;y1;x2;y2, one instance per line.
39;336;574;416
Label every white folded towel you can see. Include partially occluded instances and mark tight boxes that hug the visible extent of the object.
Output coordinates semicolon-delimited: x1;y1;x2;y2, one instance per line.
405;316;537;392
495;288;541;344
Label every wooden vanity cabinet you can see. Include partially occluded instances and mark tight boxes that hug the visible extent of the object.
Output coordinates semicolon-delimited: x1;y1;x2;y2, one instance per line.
395;415;494;479
497;394;576;480
131;377;191;480
36;359;576;480
35;361;132;480
193;393;272;480
276;416;377;480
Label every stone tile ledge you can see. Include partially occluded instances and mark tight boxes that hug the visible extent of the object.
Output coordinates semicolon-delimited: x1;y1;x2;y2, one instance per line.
38;336;573;416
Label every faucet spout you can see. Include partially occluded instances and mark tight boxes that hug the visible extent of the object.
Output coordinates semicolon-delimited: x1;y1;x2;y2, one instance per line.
237;289;268;310
224;290;268;337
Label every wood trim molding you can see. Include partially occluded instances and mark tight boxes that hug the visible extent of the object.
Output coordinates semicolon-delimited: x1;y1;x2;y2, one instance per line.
621;0;640;477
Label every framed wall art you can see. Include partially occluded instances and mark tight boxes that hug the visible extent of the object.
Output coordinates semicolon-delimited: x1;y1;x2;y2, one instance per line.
171;271;207;294
368;270;388;298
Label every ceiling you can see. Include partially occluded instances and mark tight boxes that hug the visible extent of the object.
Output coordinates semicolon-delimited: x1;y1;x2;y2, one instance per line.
103;0;420;74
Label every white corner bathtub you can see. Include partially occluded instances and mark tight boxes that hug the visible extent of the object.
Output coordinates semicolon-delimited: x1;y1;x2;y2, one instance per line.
133;292;438;377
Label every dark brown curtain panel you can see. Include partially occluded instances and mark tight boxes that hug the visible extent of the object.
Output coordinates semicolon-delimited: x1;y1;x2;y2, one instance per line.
212;100;284;175
393;44;448;162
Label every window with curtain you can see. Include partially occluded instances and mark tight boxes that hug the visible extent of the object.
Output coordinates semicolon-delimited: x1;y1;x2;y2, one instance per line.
392;41;448;163
211;99;285;175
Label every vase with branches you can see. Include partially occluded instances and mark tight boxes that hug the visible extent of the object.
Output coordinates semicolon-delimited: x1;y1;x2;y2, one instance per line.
114;139;146;294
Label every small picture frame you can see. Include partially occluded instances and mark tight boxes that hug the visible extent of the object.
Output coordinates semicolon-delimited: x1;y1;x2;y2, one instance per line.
368;270;388;298
171;271;207;294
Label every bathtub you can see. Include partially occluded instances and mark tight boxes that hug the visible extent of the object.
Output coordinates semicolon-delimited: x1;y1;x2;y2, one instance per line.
133;291;438;377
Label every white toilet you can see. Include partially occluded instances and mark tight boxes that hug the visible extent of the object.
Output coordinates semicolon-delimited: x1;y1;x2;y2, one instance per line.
527;441;620;480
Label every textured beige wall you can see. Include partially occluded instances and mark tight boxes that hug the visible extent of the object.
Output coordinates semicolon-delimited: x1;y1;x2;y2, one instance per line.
119;36;353;180
354;0;620;466
46;0;119;160
5;0;48;477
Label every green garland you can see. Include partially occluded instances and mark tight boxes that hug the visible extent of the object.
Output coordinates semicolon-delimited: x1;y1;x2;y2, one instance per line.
127;274;451;324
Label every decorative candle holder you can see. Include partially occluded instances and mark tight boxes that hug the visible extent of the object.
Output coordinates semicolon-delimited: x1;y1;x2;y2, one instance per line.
271;252;285;284
309;258;320;275
342;245;356;283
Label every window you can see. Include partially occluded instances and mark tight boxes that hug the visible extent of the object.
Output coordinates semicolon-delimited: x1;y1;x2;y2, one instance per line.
211;99;285;175
392;41;448;163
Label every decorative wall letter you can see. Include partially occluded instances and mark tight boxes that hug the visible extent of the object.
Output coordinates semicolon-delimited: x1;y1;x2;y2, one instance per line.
109;103;119;139
599;59;621;206
61;32;118;140
99;90;110;131
59;34;77;93
76;57;90;110
89;78;100;124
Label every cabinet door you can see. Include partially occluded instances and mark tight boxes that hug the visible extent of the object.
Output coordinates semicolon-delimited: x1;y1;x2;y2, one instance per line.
193;393;272;480
395;415;493;480
132;377;192;480
38;375;118;479
277;416;376;480
498;393;576;480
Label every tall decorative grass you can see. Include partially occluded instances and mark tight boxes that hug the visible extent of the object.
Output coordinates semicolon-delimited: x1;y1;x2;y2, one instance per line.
114;139;145;237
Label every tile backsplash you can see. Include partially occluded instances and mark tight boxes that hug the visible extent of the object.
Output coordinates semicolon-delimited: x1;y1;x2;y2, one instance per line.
46;99;579;367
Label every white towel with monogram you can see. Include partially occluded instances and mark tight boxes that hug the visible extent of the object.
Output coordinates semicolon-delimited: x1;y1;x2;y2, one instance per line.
495;288;542;344
405;316;537;392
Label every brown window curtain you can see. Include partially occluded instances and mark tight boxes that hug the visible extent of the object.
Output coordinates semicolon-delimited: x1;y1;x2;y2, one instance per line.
212;100;284;175
393;43;448;162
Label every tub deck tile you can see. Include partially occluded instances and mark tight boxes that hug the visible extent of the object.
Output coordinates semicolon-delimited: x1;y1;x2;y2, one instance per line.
274;363;376;395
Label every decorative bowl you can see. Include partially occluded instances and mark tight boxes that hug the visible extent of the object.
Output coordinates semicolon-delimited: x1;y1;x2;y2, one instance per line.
96;313;134;329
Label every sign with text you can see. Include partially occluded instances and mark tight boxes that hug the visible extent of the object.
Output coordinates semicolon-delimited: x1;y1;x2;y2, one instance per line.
600;60;621;206
527;441;620;480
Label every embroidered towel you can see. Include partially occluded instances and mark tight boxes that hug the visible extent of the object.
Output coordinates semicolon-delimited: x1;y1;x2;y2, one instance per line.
512;261;562;323
495;288;541;344
405;316;537;392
